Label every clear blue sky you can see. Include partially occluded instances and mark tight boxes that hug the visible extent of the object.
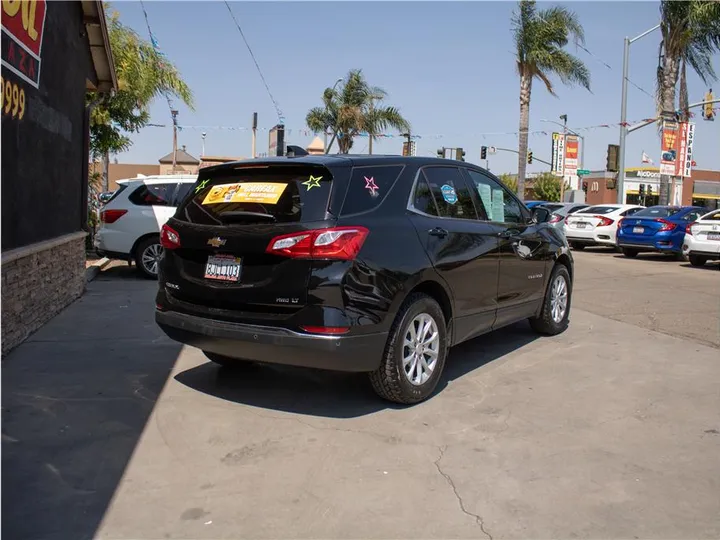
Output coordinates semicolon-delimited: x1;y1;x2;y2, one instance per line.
116;1;719;174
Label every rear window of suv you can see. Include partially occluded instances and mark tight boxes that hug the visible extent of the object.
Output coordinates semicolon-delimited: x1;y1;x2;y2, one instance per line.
177;165;332;225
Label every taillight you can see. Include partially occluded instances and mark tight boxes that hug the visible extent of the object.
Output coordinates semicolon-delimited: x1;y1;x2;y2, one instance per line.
656;219;677;232
160;224;181;250
100;209;127;224
300;326;350;335
596;216;614;227
685;222;695;236
549;214;563;223
266;227;369;260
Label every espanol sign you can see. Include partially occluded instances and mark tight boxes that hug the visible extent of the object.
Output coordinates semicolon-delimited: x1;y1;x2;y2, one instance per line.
1;0;48;88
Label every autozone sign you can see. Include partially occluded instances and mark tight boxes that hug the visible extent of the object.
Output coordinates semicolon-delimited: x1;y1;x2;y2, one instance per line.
1;0;48;88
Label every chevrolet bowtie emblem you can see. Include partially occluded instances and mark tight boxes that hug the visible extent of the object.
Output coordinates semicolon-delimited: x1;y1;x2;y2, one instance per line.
207;237;226;248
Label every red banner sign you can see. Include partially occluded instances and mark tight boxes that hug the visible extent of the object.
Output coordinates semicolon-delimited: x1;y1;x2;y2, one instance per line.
659;121;679;176
564;135;579;175
1;0;47;88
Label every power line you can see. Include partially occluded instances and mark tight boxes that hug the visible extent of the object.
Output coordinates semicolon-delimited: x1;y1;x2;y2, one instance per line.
575;43;655;99
223;1;284;124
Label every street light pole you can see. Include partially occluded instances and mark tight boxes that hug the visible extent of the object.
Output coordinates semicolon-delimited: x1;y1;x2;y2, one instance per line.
617;23;661;204
324;78;343;154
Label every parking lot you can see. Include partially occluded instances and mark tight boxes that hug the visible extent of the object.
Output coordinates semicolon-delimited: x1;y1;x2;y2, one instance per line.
3;250;719;540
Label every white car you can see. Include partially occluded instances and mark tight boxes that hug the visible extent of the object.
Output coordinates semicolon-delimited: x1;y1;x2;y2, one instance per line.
94;175;197;278
563;204;645;250
682;208;720;267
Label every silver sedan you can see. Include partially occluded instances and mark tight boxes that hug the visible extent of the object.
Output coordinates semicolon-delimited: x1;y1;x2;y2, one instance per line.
540;202;590;230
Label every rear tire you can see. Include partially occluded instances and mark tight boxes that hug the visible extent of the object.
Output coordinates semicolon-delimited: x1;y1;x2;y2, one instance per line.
204;351;257;369
688;254;708;267
622;248;639;258
570;242;585;251
369;294;448;405
135;236;163;280
529;264;571;336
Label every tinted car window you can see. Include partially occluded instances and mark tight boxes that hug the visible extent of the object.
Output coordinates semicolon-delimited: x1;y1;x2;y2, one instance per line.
173;183;194;206
341;165;404;216
578;206;620;215
422;167;477;220
633;206;682;218
177;165;332;225
128;183;177;207
703;210;720;221
621;207;643;216
465;169;524;224
413;176;439;216
568;205;588;214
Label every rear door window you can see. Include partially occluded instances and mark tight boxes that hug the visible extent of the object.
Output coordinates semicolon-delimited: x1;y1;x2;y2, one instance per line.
340;165;404;216
173;183;194;207
177;165;333;225
421;167;478;220
129;183;177;206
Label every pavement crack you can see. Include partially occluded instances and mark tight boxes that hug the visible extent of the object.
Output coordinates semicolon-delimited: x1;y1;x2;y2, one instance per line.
434;445;493;540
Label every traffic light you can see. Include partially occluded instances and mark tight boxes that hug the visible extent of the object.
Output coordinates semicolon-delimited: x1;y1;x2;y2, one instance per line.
606;144;620;172
481;146;487;160
455;148;466;161
527;150;533;164
639;184;645;197
704;89;715;121
437;148;445;159
647;184;653;197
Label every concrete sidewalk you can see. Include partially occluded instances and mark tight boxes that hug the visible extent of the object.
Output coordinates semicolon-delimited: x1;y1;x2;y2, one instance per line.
3;272;719;539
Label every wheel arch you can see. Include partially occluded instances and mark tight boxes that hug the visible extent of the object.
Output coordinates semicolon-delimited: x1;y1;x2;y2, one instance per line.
131;232;161;258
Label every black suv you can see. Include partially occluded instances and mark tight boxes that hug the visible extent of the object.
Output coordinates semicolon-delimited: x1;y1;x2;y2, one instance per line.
156;155;573;404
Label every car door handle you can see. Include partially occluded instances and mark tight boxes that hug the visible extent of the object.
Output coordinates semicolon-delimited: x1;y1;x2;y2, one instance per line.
498;229;521;238
428;227;448;238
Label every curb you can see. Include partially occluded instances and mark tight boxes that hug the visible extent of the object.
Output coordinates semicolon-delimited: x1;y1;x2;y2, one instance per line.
85;257;111;282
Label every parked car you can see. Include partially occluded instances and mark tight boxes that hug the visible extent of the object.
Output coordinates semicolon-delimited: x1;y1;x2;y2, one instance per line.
616;205;707;259
539;202;590;230
94;174;197;278
682;208;720;267
155;155;574;405
525;200;549;209
564;204;645;250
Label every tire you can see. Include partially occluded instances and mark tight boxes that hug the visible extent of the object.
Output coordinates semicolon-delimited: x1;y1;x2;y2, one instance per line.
688;254;707;267
570;242;585;251
369;294;448;405
203;351;257;369
622;248;639;258
529;264;572;336
134;236;163;279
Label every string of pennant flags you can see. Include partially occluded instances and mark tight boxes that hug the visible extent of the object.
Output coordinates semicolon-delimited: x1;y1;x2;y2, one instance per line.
144;109;718;141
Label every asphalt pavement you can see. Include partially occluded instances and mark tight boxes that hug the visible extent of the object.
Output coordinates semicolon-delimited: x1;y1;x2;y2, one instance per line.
2;251;719;540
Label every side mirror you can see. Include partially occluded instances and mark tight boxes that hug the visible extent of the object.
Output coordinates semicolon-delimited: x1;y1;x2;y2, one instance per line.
531;207;551;224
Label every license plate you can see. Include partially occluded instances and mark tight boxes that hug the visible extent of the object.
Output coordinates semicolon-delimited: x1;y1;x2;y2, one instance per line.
708;233;720;241
633;226;644;234
204;255;242;282
575;222;587;229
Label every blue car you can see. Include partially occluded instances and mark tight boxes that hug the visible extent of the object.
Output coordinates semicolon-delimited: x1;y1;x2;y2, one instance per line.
525;200;549;209
616;205;707;258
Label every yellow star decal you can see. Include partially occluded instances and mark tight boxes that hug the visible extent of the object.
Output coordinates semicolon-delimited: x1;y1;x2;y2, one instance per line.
302;175;322;191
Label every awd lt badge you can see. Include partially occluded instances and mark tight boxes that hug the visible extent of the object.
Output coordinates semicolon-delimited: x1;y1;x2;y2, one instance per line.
207;237;226;248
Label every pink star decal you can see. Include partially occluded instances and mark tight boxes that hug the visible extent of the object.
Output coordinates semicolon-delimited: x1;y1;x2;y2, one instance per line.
364;176;379;196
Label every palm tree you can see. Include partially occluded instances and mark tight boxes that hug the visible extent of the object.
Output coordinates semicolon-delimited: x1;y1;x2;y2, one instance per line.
306;69;410;154
656;0;720;203
512;0;591;199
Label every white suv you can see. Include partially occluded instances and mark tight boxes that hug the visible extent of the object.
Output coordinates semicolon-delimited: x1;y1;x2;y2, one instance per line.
94;175;197;278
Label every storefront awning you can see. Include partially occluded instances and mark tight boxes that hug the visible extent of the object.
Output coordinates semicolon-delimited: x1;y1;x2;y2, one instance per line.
693;181;720;200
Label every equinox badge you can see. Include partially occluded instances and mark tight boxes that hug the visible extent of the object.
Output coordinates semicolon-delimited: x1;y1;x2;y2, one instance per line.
207;237;226;248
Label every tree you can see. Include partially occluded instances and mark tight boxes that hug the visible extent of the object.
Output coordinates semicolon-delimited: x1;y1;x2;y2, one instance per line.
87;7;194;159
512;0;591;199
656;0;720;203
306;69;410;154
531;173;564;202
499;173;518;194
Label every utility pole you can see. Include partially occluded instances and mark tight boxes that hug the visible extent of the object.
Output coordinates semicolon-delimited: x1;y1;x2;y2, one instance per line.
324;78;343;154
201;132;206;158
617;23;661;204
251;112;257;158
560;114;568;202
171;109;179;173
369;98;375;155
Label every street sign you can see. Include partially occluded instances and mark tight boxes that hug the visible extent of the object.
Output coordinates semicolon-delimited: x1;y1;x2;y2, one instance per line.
577;169;590;176
488;146;496;155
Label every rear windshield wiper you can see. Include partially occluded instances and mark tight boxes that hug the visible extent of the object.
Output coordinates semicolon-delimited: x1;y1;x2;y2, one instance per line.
219;211;277;223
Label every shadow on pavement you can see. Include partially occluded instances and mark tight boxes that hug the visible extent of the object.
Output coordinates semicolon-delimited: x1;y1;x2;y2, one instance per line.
679;262;720;271
174;320;539;418
2;275;182;540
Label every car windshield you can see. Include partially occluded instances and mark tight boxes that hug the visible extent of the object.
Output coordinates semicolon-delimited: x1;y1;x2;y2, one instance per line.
632;206;683;218
577;206;619;215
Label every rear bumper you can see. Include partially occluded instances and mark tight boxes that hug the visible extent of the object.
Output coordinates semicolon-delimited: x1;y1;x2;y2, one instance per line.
564;232;616;246
617;240;681;252
156;309;387;372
